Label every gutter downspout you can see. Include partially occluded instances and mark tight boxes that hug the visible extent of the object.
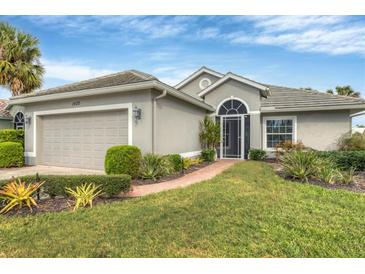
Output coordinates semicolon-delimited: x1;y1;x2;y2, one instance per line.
152;89;167;153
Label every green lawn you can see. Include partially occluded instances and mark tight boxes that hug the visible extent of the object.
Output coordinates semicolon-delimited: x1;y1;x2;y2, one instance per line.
0;161;364;257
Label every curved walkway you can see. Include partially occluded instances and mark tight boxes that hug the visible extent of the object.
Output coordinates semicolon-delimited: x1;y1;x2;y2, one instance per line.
125;160;238;197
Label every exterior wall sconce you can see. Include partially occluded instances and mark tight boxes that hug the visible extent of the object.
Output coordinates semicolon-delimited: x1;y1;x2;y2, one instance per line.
25;115;32;125
133;106;142;122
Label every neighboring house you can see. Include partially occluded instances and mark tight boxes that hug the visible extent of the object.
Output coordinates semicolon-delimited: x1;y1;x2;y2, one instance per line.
6;67;365;169
0;99;13;129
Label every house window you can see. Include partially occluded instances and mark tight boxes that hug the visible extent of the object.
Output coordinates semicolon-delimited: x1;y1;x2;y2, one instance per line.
264;117;296;149
14;112;25;130
218;99;247;115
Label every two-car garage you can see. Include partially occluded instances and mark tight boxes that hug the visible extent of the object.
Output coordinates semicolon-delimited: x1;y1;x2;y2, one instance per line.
38;108;129;170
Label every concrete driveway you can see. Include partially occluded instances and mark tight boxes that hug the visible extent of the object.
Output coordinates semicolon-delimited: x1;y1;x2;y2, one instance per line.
0;165;105;180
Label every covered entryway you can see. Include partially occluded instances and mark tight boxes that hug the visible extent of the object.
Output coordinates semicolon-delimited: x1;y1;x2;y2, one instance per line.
39;109;129;170
216;98;250;159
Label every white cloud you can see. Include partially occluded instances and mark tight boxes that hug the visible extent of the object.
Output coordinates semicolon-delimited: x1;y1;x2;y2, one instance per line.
42;59;116;82
196;27;220;39
247;16;345;32
152;66;196;85
228;16;365;56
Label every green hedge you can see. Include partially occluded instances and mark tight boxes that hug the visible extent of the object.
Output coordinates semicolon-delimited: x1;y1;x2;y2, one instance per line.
0;174;131;198
201;148;215;162
0;129;24;147
104;145;142;178
0;141;24;168
249;149;267;161
316;151;365;171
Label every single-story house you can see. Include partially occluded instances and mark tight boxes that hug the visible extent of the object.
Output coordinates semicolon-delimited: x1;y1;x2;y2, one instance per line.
6;67;365;170
0;99;13;129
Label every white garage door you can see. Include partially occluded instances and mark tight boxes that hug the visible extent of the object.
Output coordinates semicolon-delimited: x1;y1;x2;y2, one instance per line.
40;110;128;170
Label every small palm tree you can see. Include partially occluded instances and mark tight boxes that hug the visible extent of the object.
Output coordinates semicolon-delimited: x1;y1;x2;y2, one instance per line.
326;85;361;98
0;22;44;96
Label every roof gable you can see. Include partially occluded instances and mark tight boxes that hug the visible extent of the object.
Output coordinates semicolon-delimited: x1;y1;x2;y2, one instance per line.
198;72;269;97
175;66;224;90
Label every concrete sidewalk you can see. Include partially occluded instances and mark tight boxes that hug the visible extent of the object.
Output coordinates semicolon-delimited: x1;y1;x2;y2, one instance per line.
126;160;238;197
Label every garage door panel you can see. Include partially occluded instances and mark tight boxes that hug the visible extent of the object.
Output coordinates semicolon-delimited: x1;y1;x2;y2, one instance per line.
40;110;128;170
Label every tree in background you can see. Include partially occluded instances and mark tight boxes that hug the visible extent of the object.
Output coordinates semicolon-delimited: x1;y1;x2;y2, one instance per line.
0;22;44;97
326;85;361;98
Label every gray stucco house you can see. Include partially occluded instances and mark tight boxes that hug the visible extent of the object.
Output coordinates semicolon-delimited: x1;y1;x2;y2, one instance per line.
6;67;365;170
0;99;13;129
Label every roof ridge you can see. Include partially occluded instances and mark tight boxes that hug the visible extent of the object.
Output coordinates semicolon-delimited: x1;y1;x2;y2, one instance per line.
33;69;156;95
129;69;158;80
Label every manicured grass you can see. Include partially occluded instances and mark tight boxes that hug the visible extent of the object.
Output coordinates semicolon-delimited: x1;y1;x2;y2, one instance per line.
0;161;364;257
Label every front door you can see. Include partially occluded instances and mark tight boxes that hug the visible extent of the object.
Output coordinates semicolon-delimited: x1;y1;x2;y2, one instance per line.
220;116;243;159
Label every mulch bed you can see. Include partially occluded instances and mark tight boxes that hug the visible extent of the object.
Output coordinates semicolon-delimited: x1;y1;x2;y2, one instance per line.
2;162;213;216
132;161;212;186
266;160;365;193
2;196;130;217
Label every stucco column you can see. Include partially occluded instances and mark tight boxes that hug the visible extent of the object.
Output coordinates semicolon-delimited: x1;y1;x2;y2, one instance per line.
250;113;262;149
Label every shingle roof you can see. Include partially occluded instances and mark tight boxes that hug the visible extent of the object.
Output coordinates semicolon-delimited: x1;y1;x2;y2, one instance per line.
19;70;157;98
261;85;365;111
0;99;12;119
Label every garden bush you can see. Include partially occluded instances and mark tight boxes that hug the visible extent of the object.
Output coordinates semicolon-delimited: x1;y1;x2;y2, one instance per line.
165;154;183;172
140;153;173;181
315;158;339;184
337;132;365;151
201;148;216;162
104;145;142;178
282;150;319;182
249;149;266;161
0;129;24;147
0;142;24;168
0;174;131;198
316;150;365;171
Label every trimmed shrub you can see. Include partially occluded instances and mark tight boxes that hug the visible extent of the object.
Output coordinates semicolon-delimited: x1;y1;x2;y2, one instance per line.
140;153;173;181
282;151;319;182
104;145;142;178
0;174;131;198
249;149;266;161
166;154;183;172
316;151;365;171
201;148;216;162
0;129;24;147
0;142;24;168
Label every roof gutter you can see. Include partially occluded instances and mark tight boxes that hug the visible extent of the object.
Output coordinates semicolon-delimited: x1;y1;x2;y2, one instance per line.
6;80;215;112
261;104;365;113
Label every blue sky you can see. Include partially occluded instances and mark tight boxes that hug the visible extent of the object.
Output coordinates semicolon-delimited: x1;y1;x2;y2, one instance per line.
1;15;365;124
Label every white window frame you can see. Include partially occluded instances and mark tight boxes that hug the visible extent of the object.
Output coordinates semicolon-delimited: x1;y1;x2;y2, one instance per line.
14;111;25;130
262;116;297;151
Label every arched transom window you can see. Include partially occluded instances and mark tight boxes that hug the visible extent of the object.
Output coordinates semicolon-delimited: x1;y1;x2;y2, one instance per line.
218;99;247;115
14;112;25;130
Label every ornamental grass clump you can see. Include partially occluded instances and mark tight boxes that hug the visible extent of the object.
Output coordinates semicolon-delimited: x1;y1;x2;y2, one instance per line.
140;153;174;181
282;151;319;182
65;183;102;211
315;159;340;185
0;179;44;213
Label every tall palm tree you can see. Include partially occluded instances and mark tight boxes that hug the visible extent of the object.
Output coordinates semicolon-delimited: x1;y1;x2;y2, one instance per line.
326;85;361;98
0;22;44;96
